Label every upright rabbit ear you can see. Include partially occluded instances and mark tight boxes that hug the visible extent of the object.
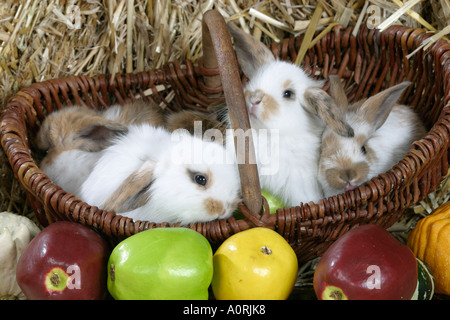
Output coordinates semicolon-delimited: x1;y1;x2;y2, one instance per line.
227;22;275;78
102;160;156;213
328;75;349;111
304;87;354;138
361;82;411;130
78;120;128;152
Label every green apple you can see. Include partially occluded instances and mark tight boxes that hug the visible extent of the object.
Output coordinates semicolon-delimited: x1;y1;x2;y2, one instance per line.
107;227;213;300
261;189;285;214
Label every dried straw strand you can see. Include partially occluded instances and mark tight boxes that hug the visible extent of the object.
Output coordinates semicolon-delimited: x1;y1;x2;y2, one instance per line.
295;0;323;65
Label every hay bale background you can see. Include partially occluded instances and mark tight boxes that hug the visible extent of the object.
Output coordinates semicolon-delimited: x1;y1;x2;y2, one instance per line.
0;0;449;224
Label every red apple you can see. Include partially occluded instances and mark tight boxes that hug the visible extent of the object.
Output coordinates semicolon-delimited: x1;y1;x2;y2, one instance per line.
16;221;110;300
313;224;417;300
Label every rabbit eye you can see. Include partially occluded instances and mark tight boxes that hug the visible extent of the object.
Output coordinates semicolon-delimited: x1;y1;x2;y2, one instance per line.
194;174;207;186
361;145;367;155
283;90;295;99
188;169;209;187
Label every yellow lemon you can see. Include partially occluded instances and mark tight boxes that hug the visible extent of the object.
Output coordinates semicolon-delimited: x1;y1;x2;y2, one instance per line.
211;227;298;300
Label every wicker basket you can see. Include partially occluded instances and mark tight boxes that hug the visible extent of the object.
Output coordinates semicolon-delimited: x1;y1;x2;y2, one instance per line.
1;10;449;263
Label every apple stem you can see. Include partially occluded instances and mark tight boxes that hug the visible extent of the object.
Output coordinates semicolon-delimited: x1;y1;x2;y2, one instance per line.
261;246;272;255
330;290;343;300
51;273;61;287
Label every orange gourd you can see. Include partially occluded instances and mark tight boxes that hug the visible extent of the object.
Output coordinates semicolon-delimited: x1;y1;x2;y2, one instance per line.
407;201;450;295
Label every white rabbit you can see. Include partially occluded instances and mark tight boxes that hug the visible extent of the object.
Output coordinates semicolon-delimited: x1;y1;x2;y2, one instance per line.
227;23;354;206
79;124;241;225
316;75;427;198
37;106;128;195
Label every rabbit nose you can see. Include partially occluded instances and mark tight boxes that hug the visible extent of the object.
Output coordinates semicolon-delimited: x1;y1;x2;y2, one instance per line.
250;98;262;106
247;90;264;106
339;169;357;183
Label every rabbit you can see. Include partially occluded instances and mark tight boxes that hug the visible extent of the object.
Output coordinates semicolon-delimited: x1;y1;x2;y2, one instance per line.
37;106;128;195
79;123;241;225
226;23;354;206
103;99;166;127
315;75;427;198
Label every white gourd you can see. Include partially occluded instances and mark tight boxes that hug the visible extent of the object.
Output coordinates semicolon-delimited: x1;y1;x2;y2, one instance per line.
0;212;41;300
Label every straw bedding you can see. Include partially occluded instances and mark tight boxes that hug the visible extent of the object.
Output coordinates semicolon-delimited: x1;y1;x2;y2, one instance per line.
0;0;449;241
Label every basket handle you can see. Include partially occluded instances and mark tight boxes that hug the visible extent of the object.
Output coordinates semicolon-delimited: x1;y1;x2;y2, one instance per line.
201;10;263;216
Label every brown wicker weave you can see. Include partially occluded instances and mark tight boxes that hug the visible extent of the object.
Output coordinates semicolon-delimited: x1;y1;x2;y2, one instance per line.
1;10;449;263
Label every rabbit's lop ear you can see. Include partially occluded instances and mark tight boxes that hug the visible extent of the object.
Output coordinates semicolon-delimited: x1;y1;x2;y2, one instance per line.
362;81;411;130
227;22;275;78
102;160;156;213
328;75;349;110
304;87;354;138
78;120;128;152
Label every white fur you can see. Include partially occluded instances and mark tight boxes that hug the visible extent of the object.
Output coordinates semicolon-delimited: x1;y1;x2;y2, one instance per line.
366;106;423;175
80;124;241;225
41;150;101;196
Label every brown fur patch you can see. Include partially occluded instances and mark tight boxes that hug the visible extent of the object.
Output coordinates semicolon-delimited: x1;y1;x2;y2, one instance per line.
304;88;354;137
260;94;280;121
204;197;225;216
325;161;370;189
245;89;279;121
102;162;154;212
118;100;165;127
320;134;341;158
356;134;366;146
283;80;292;90
329;75;348;109
37;107;99;150
349;99;365;112
37;106;127;154
227;22;275;78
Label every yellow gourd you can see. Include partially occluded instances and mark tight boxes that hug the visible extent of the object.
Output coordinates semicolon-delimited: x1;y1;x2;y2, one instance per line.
407;201;450;295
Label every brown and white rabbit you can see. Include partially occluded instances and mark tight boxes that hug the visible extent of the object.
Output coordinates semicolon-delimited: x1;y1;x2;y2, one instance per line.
79;123;241;225
227;23;354;206
37;99;168;195
315;75;427;198
37;106;128;195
